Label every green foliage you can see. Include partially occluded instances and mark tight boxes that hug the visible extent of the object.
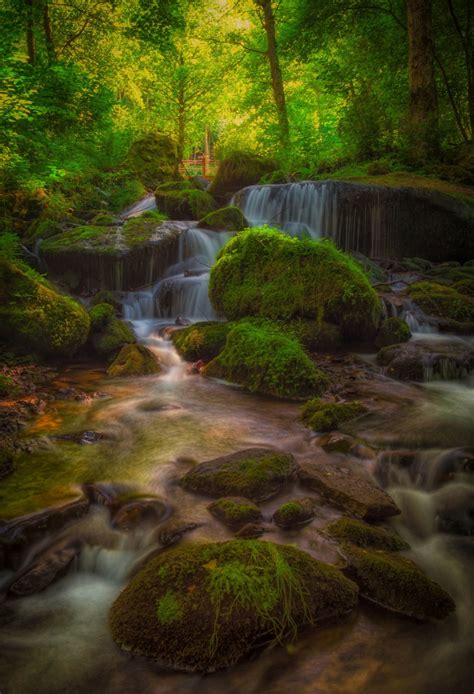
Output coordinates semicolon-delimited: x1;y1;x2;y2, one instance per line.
375;317;411;349
0;258;90;357
0;232;21;261
301;399;367;432
171;321;231;362
125;133;179;188
325;519;409;551
203;320;328;399
156;591;184;625
209;228;381;340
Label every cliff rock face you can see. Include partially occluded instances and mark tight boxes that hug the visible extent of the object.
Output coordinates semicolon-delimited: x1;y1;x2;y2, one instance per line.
234;180;474;262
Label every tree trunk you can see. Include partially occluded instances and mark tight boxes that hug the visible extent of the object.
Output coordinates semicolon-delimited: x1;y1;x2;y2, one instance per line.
43;1;56;63
256;0;290;150
406;0;438;160
469;59;474;141
26;0;36;64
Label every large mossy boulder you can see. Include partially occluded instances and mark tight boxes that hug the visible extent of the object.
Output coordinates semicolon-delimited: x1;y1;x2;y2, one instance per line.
407;281;474;326
0;259;89;357
210;151;277;202
109;540;358;672
180;448;297;502
198;206;247;231
171;321;231;362
209;228;381;340
283;320;342;353
155;181;216;220
301;399;367;432
126;132;180;188
341;544;454;620
375;317;411;349
202;321;328;399
107;344;161;377
88;304;135;358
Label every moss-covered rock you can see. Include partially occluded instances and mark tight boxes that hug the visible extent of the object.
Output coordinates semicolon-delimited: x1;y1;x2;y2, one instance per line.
155;181;216;220
91;318;135;357
453;278;474;296
341;544;454;620
107;344;161;377
109;540;358;672
273;498;315;529
407;281;474;325
91;289;120;311
88;302;115;331
126;132;180;188
210;151;277;201
325;518;409;551
377;339;474;381
203;321;328;399
375;317;411;349
209;228;381;340
0;259;90;357
283;320;342;353
172;321;231;362
301;399;367;432
198;206;247;231
207;497;262;529
180;448;297;502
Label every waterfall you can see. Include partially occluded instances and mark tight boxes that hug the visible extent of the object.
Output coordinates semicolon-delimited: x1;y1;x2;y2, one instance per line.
121;227;233;322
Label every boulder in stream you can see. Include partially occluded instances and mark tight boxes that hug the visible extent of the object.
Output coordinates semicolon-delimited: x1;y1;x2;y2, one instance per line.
325;518;409;551
107;344;161;378
109;540;358;672
198;206;247;231
8;537;81;597
273;497;316;529
172;321;231;362
208;497;262;529
180;448;297;502
377;339;474;381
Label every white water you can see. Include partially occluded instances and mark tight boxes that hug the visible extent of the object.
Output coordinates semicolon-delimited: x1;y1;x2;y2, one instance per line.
122;227;233;322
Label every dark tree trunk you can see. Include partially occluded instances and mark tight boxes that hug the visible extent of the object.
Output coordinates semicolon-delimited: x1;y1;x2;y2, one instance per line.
43;2;55;63
256;0;290;150
26;0;36;64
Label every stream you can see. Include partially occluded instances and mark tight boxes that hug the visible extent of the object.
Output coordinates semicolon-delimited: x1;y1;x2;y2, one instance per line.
1;203;473;694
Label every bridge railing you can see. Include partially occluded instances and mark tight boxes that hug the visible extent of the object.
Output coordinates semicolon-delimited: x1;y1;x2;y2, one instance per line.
179;158;220;177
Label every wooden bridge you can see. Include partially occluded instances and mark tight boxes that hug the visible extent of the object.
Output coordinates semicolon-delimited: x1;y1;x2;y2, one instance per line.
179;156;219;178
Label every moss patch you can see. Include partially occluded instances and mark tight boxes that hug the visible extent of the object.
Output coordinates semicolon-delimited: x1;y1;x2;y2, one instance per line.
107;344;160;377
210;151;277;200
155;181;216;220
273;498;315;529
172;321;231;362
126;132;180;188
208;497;262;529
109;540;358;672
375;317;411;349
199;206;247;231
407;281;474;324
325;518;409;551
301;399;367;432
89;302;115;331
180;448;296;502
209;228;381;340
0;259;90;357
91;318;135;357
342;544;454;620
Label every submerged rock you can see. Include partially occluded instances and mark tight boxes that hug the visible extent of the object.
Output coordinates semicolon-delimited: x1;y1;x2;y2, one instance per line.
208;497;262;529
112;497;168;531
273;498;315;529
107;344;161;377
377;339;474;381
325;518;409;551
155;519;200;548
109;540;358;672
180;448;297;502
8;538;81;596
298;459;400;521
341;544;455;620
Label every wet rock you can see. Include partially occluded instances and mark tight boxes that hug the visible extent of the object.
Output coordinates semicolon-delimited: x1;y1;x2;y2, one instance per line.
8;538;81;597
273;498;316;529
156;520;200;548
427;447;474;489
107;344;161;378
435;485;474;536
109;540;358;673
325;518;409;551
188;359;205;375
82;482;131;508
318;432;355;454
298;459;400;521
180;448;298;502
55;430;104;445
234;522;269;539
341;544;455;620
377;339;474;381
111;498;168;531
207;497;262;529
175;316;192;326
350;443;377;460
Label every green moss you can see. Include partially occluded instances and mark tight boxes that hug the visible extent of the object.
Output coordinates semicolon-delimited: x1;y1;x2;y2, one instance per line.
0;259;90;357
155;182;216;220
0;373;19;396
210;151;277;200
107;344;160;377
126;132;179;188
375;317;411;349
89;302;115;331
301;399;367;432
91;213;116;226
273;498;315;529
181;448;296;502
41;225;111;252
453;279;474;296
109;540;358;672
171;321;231;362
198;206;247;231
91;290;119;310
342;544;455;620
209;228;381;341
92;318;135;357
407;281;474;323
208;497;262;528
282;320;342;353
121;211;167;246
157;591;184;625
203;321;328;399
325;518;409;551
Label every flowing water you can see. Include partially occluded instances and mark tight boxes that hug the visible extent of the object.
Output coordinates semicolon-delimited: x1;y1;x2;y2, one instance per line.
1;202;473;693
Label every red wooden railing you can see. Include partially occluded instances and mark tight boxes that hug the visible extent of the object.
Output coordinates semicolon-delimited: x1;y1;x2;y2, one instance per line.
179;157;220;178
